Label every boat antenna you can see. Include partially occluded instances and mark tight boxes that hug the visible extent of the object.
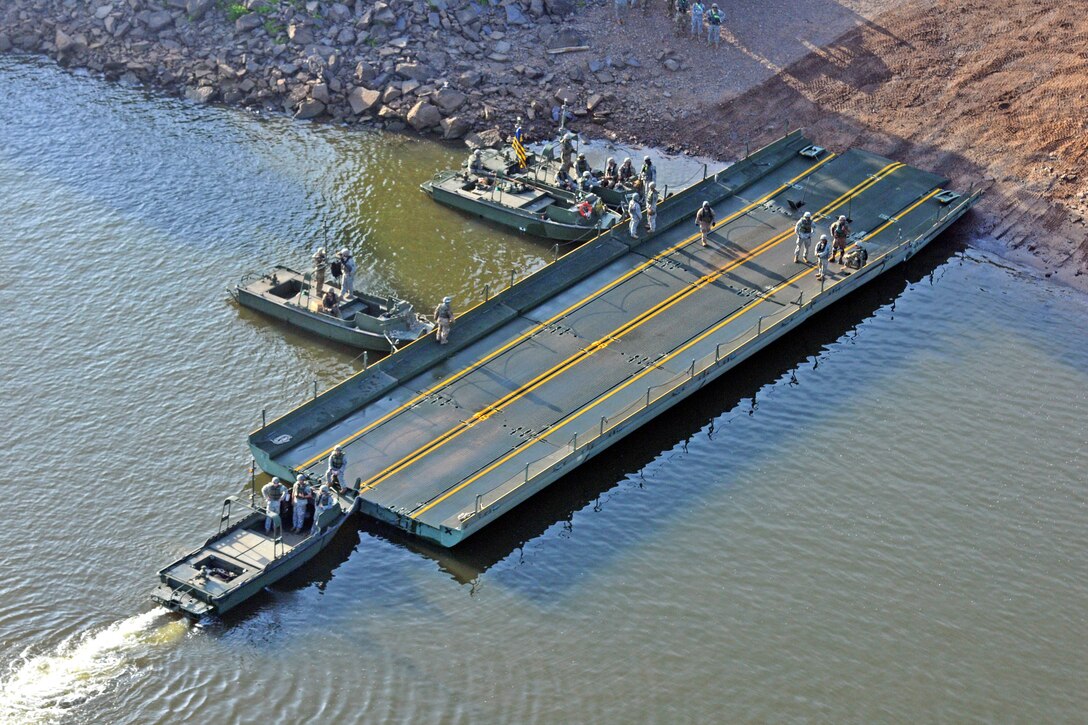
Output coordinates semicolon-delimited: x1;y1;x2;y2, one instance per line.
558;102;567;134
322;220;329;249
249;458;257;506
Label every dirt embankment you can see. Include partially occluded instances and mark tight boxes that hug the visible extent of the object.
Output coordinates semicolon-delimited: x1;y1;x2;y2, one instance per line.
575;0;1088;289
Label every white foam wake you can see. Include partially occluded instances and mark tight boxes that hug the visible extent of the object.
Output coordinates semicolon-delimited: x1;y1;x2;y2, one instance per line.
0;608;187;725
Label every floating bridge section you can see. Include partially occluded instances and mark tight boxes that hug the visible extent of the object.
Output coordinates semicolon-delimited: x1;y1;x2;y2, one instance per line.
249;131;979;547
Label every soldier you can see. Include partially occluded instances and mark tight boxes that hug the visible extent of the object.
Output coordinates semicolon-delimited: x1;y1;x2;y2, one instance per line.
695;200;715;247
575;152;591;178
312;247;327;296
434;295;455;345
312;485;336;535
468;148;487;175
260;477;287;534
559;132;575;167
602;157;619;186
675;0;690;33
337;248;356;302
794;211;814;263
690;0;705;39
326;445;346;487
645;182;659;233
829;215;851;264
815;234;831;280
292;475;313;533
618;157;636;185
639;156;656;187
706;3;723;47
627;194;643;239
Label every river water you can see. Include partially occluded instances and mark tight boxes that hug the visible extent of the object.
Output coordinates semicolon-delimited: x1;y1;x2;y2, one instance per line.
0;55;1085;724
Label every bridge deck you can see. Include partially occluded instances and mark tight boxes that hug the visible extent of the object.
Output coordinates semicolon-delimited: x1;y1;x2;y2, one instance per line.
252;135;977;547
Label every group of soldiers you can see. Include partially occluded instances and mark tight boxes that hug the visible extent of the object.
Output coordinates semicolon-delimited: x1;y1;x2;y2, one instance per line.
669;0;726;47
555;133;662;239
260;444;347;536
793;212;866;280
310;246;356;316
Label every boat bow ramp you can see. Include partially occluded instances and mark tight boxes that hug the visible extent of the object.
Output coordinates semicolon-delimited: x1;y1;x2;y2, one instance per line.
249;132;979;547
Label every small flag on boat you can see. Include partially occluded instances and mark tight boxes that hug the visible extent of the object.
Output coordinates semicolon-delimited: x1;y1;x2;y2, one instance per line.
512;125;528;169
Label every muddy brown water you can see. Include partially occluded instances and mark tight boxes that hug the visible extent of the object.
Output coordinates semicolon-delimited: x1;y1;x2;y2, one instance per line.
0;56;1085;724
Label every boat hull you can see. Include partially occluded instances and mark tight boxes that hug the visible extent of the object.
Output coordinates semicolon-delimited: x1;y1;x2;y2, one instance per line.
422;180;615;242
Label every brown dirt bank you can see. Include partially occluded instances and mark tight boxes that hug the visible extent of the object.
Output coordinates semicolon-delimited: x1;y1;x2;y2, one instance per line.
575;0;1088;290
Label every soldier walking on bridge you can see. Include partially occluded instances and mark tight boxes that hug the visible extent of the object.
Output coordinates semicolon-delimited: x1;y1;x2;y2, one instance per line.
696;200;715;247
794;211;814;263
829;215;851;264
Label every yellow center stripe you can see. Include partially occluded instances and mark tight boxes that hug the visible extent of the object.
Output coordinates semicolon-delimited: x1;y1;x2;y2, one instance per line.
295;153;841;470
350;162;903;494
410;187;943;519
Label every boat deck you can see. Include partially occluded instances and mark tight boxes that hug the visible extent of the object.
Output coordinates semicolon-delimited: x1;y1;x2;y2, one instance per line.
252;133;979;547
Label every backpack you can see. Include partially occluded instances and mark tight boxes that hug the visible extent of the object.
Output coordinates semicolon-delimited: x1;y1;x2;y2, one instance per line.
330;259;343;278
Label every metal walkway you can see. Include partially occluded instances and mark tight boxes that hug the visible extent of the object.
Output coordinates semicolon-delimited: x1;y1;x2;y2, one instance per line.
250;132;979;546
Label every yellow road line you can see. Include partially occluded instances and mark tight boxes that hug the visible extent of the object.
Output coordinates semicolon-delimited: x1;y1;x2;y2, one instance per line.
294;152;840;469
410;187;942;519
352;162;903;493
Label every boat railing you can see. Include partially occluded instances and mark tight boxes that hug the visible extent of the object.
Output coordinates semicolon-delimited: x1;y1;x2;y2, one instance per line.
218;495;288;563
453;190;983;526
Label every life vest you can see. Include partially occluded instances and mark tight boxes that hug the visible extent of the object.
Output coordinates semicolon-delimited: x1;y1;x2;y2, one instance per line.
330;452;344;469
798;217;813;233
708;9;721;24
577;200;593;218
830;221;848;239
677;0;689;11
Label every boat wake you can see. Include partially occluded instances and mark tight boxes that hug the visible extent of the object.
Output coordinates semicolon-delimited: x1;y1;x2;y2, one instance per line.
0;608;188;725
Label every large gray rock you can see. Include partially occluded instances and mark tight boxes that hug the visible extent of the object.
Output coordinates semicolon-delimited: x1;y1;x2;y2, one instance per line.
235;13;262;32
0;34;11;53
544;0;574;15
54;28;75;54
395;62;430;81
295;99;326;119
146;11;175;32
311;82;330;104
187;0;213;21
406;100;442;130
433;87;466;114
288;24;313;45
185;85;216;103
347;86;381;114
505;4;529;25
372;2;396;25
441;115;471;139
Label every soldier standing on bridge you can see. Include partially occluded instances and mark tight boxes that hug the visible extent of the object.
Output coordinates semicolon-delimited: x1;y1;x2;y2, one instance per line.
627;194;644;239
645;182;659;234
829;215;851;264
434;295;455;345
696;200;715;247
815;234;831;280
794;211;814;263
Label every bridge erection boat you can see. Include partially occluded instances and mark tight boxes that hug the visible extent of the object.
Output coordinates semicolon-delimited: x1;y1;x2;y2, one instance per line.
231;265;434;352
151;485;360;618
250;131;980;549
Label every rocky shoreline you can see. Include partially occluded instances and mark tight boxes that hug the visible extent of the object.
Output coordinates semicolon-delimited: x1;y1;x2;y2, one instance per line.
3;0;1085;290
0;0;648;147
